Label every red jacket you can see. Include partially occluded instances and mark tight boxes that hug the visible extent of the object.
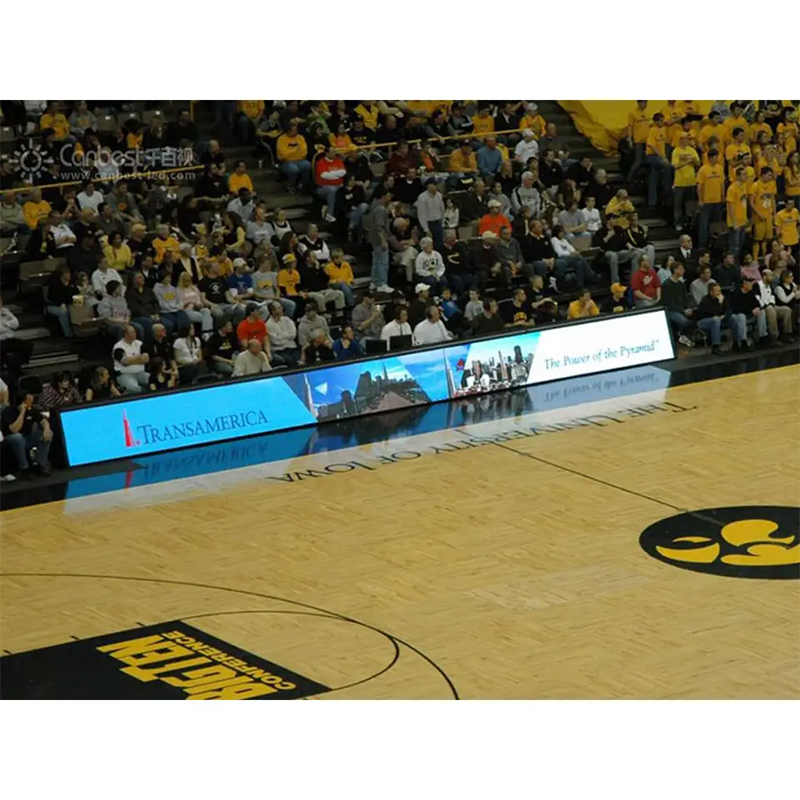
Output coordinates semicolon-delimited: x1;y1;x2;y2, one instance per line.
315;156;347;187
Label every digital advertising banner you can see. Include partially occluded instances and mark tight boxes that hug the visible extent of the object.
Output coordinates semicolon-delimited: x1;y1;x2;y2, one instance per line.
59;310;675;467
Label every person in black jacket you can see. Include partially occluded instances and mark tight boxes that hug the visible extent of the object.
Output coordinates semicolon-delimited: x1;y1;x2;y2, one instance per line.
458;178;488;223
597;218;636;285
728;276;765;348
471;298;505;336
46;266;79;337
438;229;477;297
538;149;564;189
520;220;564;290
126;270;174;342
26;219;57;260
393;168;425;207
696;281;746;354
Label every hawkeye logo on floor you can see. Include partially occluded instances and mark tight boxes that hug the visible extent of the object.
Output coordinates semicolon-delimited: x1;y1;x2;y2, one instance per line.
0;621;330;700
640;506;799;580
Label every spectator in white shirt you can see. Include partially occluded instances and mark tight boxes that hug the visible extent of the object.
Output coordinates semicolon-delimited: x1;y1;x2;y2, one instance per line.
510;172;541;217
580;196;602;234
49;211;77;249
173;323;205;383
755;268;794;342
77;181;104;214
414;237;446;293
232;338;272;377
380;307;412;342
113;325;150;394
514;129;539;165
413;305;453;346
91;258;122;297
265;301;300;367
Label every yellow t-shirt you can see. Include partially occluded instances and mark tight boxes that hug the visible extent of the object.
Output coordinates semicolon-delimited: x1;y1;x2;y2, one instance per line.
567;299;599;320
239;101;264;120
726;182;749;228
775;207;799;246
698;123;722;150
152;236;181;264
646;125;667;158
472;115;495;136
277;268;301;296
672;146;700;187
519;114;546;139
750;122;772;142
605;197;635;229
671;128;697;149
784;166;800;197
661;104;683;132
40;112;70;140
628;108;651;144
228;173;254;194
725;143;751;181
324;261;354;285
749;179;776;221
696;163;725;204
23;200;51;229
777;121;798;154
722;115;750;146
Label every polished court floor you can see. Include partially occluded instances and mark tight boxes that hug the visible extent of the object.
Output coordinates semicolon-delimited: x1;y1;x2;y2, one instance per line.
1;366;798;699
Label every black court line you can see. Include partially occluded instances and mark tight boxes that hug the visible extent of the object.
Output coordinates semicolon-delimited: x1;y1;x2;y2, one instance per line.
180;609;401;696
0;573;458;700
474;436;758;531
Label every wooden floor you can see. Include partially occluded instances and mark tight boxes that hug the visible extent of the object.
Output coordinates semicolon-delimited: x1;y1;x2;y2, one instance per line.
1;366;799;699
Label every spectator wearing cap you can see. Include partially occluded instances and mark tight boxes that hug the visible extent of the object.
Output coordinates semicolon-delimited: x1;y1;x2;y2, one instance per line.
277;252;306;309
448;141;479;188
315;146;347;223
414;238;446;293
514;129;539;166
237;302;270;352
415;180;446;250
297;301;332;349
413;305;452;347
408;284;432;328
470;231;502;291
477;137;503;179
601;282;633;314
511;171;541;218
520;103;547;139
228;257;255;312
478;200;511;237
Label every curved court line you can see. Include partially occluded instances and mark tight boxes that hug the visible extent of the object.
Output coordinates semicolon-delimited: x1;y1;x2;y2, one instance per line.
0;572;459;699
180;609;401;695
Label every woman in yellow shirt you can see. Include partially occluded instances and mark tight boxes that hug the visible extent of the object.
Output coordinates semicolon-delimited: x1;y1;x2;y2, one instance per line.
103;231;133;271
328;124;355;152
784;151;800;198
777;109;798;154
750;110;772;143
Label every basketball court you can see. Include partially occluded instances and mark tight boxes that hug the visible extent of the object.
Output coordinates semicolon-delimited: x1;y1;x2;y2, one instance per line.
1;364;798;699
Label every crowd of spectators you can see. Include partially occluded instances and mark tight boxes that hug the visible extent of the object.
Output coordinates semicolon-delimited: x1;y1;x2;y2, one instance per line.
1;99;799;478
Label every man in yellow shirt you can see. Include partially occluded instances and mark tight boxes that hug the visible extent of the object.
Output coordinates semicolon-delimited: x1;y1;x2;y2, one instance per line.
324;248;355;306
644;113;671;210
775;198;799;256
749;167;777;259
22;189;51;230
671;132;700;230
276;123;311;192
626;100;650;184
726;166;749;260
228;160;254;195
40;102;71;141
722;103;750;147
472;106;495;137
671;117;697;151
237;100;264;143
725;127;751;182
698;111;723;152
567;289;600;320
661;102;683;140
696;149;725;249
519;103;547;139
448;141;479;187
